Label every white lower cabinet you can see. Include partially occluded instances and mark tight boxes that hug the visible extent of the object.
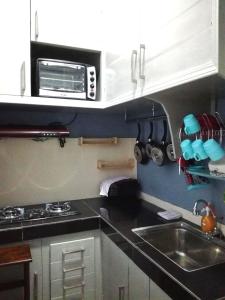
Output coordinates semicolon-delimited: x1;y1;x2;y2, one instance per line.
102;232;172;300
150;280;172;300
42;230;101;300
129;260;150;300
102;233;129;300
0;230;172;300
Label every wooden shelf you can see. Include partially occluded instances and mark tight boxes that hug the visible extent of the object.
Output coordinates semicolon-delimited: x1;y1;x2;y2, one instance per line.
78;137;118;145
97;158;135;170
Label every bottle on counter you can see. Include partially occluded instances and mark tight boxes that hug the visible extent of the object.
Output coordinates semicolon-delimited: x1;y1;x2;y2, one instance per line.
201;206;216;233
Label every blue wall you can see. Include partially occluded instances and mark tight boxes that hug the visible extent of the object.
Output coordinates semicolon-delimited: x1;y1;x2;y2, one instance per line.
1;100;225;223
137;89;225;224
0;106;137;138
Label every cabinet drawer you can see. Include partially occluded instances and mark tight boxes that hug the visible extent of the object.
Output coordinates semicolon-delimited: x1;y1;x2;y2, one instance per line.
51;289;95;300
50;237;94;263
50;255;94;280
51;273;95;299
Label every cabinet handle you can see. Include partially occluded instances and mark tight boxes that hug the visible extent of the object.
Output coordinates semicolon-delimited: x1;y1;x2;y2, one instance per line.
118;286;125;300
35;11;39;40
33;272;38;300
139;44;146;80
20;61;26;95
131;50;137;83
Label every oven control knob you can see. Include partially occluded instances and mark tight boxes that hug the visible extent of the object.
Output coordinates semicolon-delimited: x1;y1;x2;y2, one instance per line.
90;92;95;97
90;71;94;75
90;84;95;89
90;77;95;82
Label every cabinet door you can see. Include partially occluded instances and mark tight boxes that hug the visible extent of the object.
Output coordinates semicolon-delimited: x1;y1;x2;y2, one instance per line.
103;0;140;104
101;233;129;300
129;260;150;300
31;0;103;51
0;0;30;96
42;231;100;300
141;0;215;95
150;280;172;300
50;237;96;300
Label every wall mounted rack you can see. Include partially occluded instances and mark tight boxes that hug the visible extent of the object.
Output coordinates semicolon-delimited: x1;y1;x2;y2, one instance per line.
97;159;135;170
78;137;118;145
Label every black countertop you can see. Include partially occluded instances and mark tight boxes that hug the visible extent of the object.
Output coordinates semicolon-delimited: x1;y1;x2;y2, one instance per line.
84;197;225;300
0;197;225;300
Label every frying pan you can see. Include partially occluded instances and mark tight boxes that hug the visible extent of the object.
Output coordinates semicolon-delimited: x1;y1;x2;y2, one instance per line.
151;120;168;166
134;123;148;164
145;121;155;159
166;125;176;162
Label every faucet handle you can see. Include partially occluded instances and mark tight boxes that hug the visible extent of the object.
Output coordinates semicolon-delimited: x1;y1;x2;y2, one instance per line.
193;199;210;216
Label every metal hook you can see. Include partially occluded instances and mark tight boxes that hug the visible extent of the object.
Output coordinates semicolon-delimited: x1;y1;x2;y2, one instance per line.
201;114;211;140
214;112;223;145
59;137;66;148
215;112;225;128
203;113;214;139
179;127;183;143
152;104;155;118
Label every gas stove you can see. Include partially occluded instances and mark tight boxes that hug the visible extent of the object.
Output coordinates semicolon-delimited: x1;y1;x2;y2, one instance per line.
0;201;80;224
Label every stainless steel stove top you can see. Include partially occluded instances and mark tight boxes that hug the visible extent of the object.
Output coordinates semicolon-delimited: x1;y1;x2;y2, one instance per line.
0;201;79;224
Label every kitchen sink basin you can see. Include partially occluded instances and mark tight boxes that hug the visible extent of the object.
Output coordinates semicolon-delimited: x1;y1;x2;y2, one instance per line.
132;221;225;272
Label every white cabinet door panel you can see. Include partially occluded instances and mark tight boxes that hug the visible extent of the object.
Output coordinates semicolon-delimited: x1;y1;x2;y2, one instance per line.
101;233;129;300
141;0;215;94
150;280;172;300
51;273;95;300
50;237;94;262
103;0;140;103
50;255;93;280
129;260;150;300
0;0;30;96
31;0;103;51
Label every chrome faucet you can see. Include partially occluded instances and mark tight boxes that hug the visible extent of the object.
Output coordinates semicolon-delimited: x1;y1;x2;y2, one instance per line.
193;199;208;216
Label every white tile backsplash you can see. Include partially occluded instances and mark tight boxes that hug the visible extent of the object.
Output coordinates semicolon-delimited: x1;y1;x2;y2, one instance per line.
0;138;136;206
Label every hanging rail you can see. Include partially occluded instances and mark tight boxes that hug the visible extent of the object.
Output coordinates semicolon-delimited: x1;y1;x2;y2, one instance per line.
97;158;135;170
78;137;118;145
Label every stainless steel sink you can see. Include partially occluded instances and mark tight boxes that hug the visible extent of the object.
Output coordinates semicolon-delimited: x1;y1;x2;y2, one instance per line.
132;221;225;272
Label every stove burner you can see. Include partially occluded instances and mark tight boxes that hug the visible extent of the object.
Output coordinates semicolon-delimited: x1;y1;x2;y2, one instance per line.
1;207;24;219
46;202;71;214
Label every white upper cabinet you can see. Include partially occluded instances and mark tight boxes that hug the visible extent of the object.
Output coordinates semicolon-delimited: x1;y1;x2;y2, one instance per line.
103;0;140;103
0;0;30;96
31;0;103;51
104;0;222;105
141;0;216;95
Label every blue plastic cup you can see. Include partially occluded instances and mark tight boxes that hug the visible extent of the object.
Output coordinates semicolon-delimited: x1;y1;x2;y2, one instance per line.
192;139;208;161
203;139;225;161
180;139;194;160
183;114;201;135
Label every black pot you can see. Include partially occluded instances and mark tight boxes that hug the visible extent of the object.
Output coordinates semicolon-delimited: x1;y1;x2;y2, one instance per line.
145;121;156;159
151;120;168;166
134;123;148;164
